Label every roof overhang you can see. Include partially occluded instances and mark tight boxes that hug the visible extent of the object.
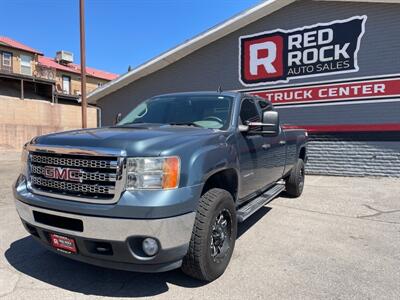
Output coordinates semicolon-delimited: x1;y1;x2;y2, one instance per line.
0;41;43;56
88;0;400;104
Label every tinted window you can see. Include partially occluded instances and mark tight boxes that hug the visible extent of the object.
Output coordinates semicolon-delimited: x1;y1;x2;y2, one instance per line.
258;100;272;111
240;98;260;124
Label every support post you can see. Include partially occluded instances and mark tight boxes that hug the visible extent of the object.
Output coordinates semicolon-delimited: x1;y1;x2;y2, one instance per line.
80;0;87;128
20;79;24;100
51;84;55;103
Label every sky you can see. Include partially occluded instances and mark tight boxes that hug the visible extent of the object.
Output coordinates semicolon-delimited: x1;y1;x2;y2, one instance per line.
1;0;261;75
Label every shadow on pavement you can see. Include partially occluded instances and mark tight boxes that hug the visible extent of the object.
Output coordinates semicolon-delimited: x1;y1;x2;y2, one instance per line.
5;207;272;297
237;206;271;238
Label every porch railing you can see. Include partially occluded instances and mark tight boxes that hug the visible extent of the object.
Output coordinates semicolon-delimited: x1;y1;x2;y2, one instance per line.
0;65;12;74
33;63;56;81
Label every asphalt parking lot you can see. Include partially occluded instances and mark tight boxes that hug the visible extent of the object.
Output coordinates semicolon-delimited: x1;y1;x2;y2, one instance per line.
0;152;399;299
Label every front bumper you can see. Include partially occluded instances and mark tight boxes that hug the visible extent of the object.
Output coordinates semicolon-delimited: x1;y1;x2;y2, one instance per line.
15;199;196;272
14;175;203;219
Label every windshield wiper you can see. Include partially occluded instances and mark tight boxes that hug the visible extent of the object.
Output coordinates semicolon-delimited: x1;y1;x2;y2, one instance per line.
168;122;202;128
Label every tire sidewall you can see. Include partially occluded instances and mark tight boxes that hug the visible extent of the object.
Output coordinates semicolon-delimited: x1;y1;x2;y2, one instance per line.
294;159;305;196
285;158;305;197
201;190;237;280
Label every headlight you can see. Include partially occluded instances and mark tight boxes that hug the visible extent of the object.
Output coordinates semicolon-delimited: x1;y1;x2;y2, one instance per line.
20;146;29;177
126;156;180;190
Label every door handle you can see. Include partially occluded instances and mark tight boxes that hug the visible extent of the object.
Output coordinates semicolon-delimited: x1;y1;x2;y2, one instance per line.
262;144;271;150
279;140;286;145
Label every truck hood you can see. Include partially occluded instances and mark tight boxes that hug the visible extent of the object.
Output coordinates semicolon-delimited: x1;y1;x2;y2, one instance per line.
32;124;219;156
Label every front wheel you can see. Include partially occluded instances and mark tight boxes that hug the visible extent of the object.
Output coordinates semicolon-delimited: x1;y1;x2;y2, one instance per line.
285;158;305;197
182;188;237;282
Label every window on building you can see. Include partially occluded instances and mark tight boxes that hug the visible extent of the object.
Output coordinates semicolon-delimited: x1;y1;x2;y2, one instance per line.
2;52;12;67
20;54;32;75
1;52;12;72
62;75;71;94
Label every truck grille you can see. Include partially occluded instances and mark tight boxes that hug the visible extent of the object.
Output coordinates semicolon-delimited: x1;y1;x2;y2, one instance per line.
28;152;123;202
30;176;114;195
30;154;116;169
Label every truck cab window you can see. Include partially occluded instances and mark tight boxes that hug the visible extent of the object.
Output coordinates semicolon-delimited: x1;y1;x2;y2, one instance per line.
240;98;261;124
258;100;272;111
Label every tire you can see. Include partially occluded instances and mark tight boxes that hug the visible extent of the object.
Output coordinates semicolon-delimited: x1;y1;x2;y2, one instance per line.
182;188;237;282
285;158;305;197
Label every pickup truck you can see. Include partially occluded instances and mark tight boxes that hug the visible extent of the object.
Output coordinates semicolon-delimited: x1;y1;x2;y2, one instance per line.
14;91;307;282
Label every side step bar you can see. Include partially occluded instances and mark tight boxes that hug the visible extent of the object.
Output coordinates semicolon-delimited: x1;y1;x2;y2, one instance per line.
237;182;285;223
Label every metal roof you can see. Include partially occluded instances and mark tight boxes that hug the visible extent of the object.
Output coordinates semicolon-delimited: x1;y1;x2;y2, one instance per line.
87;0;400;103
0;36;43;55
38;56;118;81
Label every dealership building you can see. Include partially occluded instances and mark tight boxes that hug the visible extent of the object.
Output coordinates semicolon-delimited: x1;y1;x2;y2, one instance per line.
88;0;400;177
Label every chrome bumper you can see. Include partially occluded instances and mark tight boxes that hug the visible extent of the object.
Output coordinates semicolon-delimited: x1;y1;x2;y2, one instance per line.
15;199;195;250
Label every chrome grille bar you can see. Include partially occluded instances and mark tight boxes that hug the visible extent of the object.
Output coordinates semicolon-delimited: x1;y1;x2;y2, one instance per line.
26;144;127;157
30;165;117;182
31;176;115;195
31;154;118;169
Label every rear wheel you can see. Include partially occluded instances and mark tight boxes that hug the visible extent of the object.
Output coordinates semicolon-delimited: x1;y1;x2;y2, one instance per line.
285;158;305;197
182;188;237;282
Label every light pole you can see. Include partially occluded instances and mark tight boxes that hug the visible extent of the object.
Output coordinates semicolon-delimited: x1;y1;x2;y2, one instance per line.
79;0;87;128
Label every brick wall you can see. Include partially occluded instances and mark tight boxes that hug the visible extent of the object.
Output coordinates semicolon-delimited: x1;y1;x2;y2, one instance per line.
306;134;400;177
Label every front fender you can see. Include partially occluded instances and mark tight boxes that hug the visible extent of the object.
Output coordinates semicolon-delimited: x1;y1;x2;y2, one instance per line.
186;141;239;187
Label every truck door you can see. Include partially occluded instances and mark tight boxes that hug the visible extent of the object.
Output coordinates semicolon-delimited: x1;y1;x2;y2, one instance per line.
237;98;268;199
257;100;287;184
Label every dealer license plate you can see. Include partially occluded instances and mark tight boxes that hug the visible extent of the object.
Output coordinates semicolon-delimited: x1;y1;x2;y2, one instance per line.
50;233;77;254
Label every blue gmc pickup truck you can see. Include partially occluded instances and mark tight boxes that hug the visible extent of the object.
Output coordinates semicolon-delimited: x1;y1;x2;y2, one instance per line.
14;91;307;281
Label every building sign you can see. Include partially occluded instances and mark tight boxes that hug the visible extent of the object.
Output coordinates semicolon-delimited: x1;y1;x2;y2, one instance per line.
250;76;400;105
239;16;367;86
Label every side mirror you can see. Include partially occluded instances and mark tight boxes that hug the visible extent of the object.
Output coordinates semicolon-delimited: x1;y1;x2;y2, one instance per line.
261;110;279;135
239;111;279;136
114;112;122;125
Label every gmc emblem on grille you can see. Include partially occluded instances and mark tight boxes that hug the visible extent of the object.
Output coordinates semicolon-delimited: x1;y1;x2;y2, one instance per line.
43;166;81;182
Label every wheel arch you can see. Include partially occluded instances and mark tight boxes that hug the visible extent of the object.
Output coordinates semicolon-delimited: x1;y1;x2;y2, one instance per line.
299;146;307;162
201;168;239;202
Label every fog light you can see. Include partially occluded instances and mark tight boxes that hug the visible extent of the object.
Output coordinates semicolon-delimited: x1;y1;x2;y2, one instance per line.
142;238;159;256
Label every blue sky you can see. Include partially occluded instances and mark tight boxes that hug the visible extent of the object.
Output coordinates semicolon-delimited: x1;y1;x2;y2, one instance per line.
1;0;261;75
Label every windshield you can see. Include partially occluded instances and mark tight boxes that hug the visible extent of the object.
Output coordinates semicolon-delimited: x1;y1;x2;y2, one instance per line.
118;94;234;130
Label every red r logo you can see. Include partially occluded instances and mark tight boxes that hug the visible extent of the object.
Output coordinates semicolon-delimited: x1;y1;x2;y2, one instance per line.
241;34;284;84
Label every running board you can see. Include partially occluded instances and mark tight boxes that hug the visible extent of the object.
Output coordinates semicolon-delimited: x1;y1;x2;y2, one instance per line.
237;183;285;223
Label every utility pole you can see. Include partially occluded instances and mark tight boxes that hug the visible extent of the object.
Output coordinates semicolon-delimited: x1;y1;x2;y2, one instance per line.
79;0;87;128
